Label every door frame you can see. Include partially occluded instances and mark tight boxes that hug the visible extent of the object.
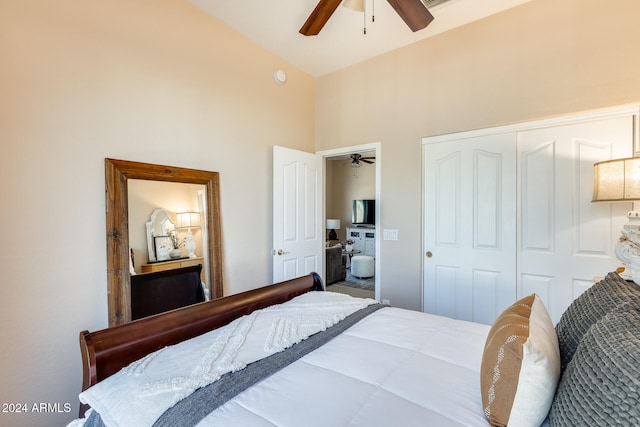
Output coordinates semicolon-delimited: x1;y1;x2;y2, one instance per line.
317;142;381;302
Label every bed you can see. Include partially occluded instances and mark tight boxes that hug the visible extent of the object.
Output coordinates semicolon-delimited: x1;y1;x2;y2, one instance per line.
70;272;640;427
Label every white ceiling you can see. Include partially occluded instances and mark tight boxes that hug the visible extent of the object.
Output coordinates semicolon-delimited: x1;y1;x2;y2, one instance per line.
189;0;532;77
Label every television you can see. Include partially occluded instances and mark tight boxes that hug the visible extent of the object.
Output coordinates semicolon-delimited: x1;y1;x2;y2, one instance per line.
352;199;375;225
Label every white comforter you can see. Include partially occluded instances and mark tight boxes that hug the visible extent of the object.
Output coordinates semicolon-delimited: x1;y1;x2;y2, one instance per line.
198;304;491;427
76;292;492;427
77;292;377;427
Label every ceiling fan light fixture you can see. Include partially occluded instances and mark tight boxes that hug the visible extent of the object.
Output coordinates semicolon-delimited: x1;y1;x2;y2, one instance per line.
349;153;375;167
343;0;364;12
421;0;453;8
301;0;438;36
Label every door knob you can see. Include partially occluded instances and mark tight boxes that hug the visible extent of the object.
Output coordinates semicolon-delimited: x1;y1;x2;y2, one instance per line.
426;251;433;258
276;249;289;256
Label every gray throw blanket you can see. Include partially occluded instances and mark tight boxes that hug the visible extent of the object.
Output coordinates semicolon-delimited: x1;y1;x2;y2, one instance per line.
84;302;385;427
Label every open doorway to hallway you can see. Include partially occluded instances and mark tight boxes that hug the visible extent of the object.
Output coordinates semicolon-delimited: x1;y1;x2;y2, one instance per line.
321;144;380;301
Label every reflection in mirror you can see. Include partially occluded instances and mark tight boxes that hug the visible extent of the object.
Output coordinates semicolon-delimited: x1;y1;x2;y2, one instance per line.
105;158;223;326
145;208;177;262
176;211;201;259
130;181;211;302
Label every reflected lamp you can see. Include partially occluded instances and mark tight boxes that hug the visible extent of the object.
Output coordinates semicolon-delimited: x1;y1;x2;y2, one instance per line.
177;211;201;259
326;219;341;241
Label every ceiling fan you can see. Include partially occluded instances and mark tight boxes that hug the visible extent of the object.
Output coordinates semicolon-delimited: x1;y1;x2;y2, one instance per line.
350;153;375;166
300;0;434;36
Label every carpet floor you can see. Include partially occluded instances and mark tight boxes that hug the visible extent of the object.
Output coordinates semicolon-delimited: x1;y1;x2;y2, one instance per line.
326;283;374;299
326;269;375;299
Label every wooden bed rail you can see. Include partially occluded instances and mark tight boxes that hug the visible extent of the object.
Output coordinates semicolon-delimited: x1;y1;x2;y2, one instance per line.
79;273;323;414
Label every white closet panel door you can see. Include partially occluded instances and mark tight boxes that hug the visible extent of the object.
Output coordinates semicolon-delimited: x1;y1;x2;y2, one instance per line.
517;116;632;323
423;133;517;324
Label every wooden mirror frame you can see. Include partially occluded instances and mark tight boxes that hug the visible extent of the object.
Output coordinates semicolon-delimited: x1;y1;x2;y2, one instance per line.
105;158;223;326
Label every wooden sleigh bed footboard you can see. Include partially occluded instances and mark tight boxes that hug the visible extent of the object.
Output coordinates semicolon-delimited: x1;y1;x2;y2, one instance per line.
78;273;323;415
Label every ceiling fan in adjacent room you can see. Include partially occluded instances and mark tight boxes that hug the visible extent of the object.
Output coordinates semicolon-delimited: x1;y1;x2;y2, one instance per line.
349;153;375;167
300;0;438;36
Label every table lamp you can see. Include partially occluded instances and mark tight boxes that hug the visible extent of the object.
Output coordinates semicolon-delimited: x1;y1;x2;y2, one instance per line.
326;219;341;241
592;156;640;279
177;211;201;258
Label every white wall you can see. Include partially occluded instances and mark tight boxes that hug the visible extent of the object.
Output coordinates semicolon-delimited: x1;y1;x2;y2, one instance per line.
0;1;314;425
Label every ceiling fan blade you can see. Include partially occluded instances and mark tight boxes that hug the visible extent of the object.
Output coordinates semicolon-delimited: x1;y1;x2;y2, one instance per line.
361;159;375;164
299;0;343;36
386;0;435;32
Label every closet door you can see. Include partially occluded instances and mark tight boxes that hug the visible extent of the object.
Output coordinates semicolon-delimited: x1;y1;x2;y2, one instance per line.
423;133;517;324
517;116;632;323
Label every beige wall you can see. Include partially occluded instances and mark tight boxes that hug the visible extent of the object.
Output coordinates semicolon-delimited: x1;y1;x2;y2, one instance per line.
0;0;314;425
315;0;640;310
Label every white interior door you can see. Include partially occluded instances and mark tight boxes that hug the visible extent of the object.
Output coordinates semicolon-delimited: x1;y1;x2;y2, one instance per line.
517;116;632;323
423;133;517;324
273;145;323;283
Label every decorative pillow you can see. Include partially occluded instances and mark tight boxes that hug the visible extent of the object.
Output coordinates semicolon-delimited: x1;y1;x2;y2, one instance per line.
549;304;640;426
480;294;560;427
555;272;640;371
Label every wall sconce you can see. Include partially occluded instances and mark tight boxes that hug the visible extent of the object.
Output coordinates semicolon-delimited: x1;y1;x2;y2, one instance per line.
177;212;201;259
326;219;341;241
592;156;640;279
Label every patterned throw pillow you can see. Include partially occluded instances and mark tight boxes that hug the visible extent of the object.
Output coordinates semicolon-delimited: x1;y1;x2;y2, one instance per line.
549;304;640;426
480;294;560;427
555;272;640;371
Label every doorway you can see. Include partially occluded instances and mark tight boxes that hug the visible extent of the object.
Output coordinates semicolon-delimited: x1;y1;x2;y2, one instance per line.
319;143;381;301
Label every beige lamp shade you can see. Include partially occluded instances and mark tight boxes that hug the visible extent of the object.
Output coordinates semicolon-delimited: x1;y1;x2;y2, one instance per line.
593;157;640;202
177;211;201;228
343;0;364;12
592;156;640;282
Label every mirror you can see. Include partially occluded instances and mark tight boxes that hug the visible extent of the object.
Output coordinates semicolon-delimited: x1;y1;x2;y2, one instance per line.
105;158;223;326
145;208;177;262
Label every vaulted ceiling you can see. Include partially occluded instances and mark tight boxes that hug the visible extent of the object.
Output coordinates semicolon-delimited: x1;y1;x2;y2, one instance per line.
189;0;532;77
